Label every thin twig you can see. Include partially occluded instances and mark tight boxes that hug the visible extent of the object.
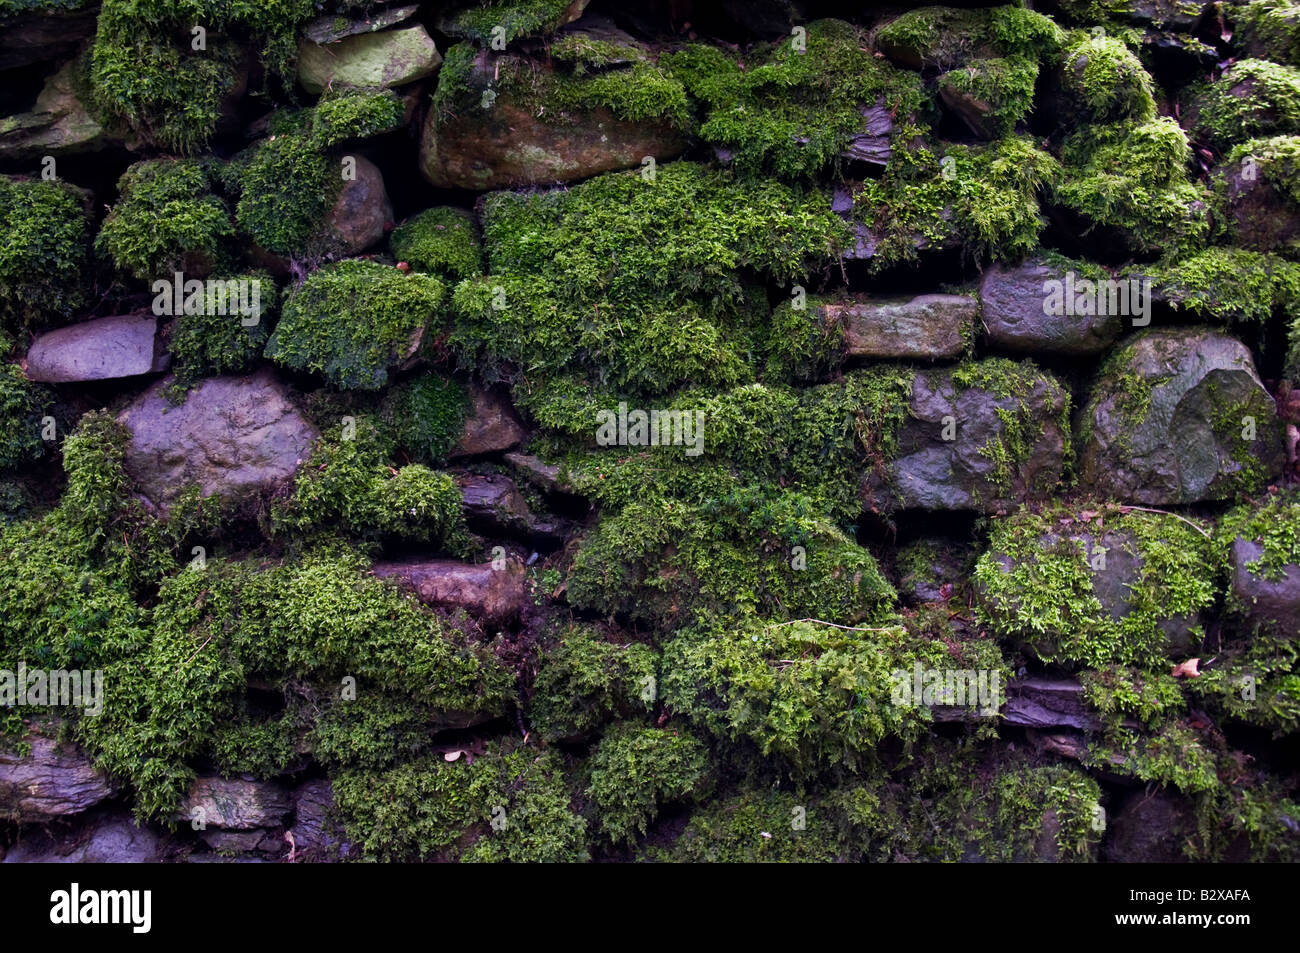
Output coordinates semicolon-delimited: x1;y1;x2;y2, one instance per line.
763;618;902;633
1117;505;1212;540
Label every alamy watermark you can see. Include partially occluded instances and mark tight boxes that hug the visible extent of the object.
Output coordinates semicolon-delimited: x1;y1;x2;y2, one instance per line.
595;402;705;457
1;663;103;716
890;662;1003;716
1043;272;1151;327
152;272;262;325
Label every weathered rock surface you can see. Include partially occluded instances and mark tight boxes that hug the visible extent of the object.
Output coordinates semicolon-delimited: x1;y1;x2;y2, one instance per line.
825;293;974;361
1102;791;1196;862
303;5;420;45
1077;329;1284;504
1;812;164;863
0;734;118;821
298;25;442;93
25;314;169;383
116;369;318;513
1220;151;1300;254
895;537;972;604
978;257;1125;355
327;154;392;255
450;386;526;458
288;779;351;860
1230;538;1300;633
460;473;566;540
0;5;99;70
176;776;291;830
0;61;106;162
873;362;1070;512
372;557;528;626
419;47;688;189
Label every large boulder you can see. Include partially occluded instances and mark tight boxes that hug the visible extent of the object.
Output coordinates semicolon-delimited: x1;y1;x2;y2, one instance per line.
823;293;975;361
419;45;689;190
978;257;1125;355
1077;328;1284;504
297;25;442;94
0;734;118;822
872;359;1071;512
25;314;169;383
116;369;318;513
371;558;528;626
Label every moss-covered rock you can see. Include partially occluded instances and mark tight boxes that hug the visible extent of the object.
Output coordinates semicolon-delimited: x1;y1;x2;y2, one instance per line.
527;625;656;743
1054;32;1156;123
585;722;712;844
1217;134;1300;257
1238;0;1300;66
0;364;51;470
389;207;482;280
0;175;90;338
876;5;1065;71
265;260;444;390
1187;59;1300;150
297;24;441;94
168;273;277;388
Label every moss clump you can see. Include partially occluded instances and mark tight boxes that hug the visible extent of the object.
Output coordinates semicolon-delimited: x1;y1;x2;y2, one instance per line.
762;297;847;384
662;20;926;181
0;176;90;336
266;260;445;390
442;0;581;45
230;131;336;261
1238;0;1300;66
333;743;587;862
852;134;1061;268
585;723;712;845
975;504;1219;668
0;366;51;469
88;0;314;153
168;273;277;387
311;88;405;147
1057;118;1211;257
1189;59;1300;150
1081;665;1187;727
378;373;469;466
527;626;657;742
1217;492;1300;582
938;57;1041;137
661;617;960;773
390;207;483;280
876;5;1065;70
1058;33;1157;123
96;159;234;280
1148;248;1300;323
270;419;467;550
308;693;439;771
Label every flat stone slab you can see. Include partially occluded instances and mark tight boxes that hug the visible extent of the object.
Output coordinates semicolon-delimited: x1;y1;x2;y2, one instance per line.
26;314;168;383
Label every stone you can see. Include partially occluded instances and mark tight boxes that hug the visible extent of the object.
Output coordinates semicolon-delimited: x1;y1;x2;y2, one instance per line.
116;368;319;513
326;154;392;256
288;779;351;861
1220;151;1300;255
1001;678;1105;731
303;5;420;45
25;314;169;383
938;76;998;140
1077;328;1285;504
1229;538;1300;633
371;557;528;626
0;61;106;163
1102;790;1196;862
450;386;526;458
825;293;975;361
298;25;442;94
460;473;567;541
978;257;1125;355
895;537;971;604
419;47;688;190
176;776;291;830
1;812;164;863
0;4;99;71
872;362;1070;512
0;734;118;821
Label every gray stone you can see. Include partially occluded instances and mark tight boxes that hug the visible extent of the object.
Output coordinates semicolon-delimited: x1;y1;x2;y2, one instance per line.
450;386;526;458
0;734;118;822
460;473;566;541
116;368;318;513
1220;151;1300;255
176;776;291;830
298;25;442;94
1077;328;1285;504
288;779;351;861
872;361;1070;512
303;5;420;45
2;812;164;863
327;154;392;255
26;314;168;383
826;293;974;361
0;61;106;163
978;257;1125;355
1230;538;1300;633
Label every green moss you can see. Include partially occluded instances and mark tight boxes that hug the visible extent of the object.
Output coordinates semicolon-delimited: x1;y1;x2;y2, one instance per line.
231;132;337;260
1238;0;1300;66
443;0;579;44
1080;665;1186;727
938;56;1041;137
0;365;50;469
585;722;712;845
378;373;469;466
1058;33;1157;122
550;32;647;67
209;708;300;779
1218;492;1300;581
975;504;1219;668
1190;59;1300;150
1148;248;1300;323
526;625;657;742
663;20;926;181
309;692;436;771
762;297;847;384
876;5;1065;70
312;88;405;147
266;260;445;390
0;176;91;335
270;418;467;549
1057;118;1211;257
661;786;846;862
334;743;587;862
96;159;234;280
390;207;483;280
167;272;276;388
